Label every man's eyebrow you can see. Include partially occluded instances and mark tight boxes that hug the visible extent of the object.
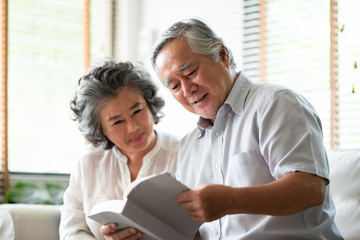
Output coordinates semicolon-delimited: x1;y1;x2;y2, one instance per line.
179;62;192;72
165;78;174;87
107;102;142;122
165;62;193;86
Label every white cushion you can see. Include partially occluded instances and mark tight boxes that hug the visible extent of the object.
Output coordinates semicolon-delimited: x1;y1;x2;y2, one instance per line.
328;149;360;240
0;204;60;240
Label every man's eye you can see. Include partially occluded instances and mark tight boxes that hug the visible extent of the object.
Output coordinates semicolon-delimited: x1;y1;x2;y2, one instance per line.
171;84;179;91
187;68;197;77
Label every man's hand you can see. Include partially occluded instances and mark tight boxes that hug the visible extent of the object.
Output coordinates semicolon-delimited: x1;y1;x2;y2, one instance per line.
100;223;142;240
176;172;327;222
176;184;233;222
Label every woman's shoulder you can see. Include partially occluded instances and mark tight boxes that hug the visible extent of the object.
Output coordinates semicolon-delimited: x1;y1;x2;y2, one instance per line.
80;144;106;159
76;144;115;168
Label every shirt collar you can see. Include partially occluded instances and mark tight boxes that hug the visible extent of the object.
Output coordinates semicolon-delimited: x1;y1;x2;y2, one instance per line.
225;71;252;115
195;71;252;138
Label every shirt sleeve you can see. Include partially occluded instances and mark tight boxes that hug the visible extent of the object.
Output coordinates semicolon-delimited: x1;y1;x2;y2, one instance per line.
59;158;97;240
258;89;329;181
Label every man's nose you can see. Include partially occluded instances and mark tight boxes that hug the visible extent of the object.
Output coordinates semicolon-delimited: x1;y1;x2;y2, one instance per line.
182;81;197;97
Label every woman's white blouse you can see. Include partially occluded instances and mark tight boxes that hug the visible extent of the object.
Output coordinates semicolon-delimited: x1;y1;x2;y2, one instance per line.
60;130;179;240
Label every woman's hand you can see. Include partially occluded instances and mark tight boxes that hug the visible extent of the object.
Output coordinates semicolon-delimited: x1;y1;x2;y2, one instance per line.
100;223;143;240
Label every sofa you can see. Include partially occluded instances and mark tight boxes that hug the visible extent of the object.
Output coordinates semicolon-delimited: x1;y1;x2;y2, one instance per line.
0;148;359;240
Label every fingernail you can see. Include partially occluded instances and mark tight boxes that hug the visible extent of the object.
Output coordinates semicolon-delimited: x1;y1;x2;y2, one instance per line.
111;223;117;229
129;228;136;234
136;232;143;239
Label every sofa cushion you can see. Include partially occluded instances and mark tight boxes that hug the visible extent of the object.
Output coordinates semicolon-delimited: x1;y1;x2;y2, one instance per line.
328;148;360;240
0;204;60;240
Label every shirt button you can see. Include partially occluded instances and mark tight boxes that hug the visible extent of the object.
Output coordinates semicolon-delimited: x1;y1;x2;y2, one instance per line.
228;112;231;117
215;163;219;169
213;230;218;235
215;131;220;136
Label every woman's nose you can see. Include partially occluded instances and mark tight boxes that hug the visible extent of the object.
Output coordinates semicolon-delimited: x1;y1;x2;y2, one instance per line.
127;119;139;132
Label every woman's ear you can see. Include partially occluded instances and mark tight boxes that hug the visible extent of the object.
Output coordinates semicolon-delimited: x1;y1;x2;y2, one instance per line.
219;45;230;67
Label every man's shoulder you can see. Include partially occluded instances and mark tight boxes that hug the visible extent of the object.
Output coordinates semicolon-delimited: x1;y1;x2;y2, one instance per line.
180;127;200;142
247;82;302;109
252;81;292;96
156;129;180;152
179;127;205;152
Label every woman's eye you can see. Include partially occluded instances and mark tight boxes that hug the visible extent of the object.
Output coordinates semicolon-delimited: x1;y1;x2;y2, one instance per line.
133;109;142;115
113;120;123;126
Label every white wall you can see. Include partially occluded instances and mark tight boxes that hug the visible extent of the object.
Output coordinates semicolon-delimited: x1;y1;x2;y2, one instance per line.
114;0;244;138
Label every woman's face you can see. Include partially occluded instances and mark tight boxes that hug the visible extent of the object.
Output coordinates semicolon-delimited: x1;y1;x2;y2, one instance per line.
99;89;156;158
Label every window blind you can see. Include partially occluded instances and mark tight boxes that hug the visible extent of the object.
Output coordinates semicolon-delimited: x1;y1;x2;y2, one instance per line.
7;0;85;173
243;0;261;82
0;0;8;196
244;0;360;150
264;0;332;148
337;0;360;149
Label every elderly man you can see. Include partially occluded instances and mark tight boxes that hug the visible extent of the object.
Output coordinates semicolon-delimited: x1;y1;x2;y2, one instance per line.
151;18;343;239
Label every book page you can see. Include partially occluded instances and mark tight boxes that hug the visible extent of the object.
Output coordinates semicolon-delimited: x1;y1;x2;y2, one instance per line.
88;200;162;240
88;173;201;240
88;199;190;240
87;200;133;230
123;174;155;199
126;173;201;239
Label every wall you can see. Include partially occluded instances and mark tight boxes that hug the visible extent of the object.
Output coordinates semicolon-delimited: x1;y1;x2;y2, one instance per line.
114;0;244;138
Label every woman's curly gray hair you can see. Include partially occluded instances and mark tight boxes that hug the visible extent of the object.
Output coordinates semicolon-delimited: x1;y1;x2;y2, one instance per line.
70;59;164;149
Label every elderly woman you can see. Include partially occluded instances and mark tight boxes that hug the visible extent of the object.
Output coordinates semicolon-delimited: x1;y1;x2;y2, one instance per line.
60;59;178;240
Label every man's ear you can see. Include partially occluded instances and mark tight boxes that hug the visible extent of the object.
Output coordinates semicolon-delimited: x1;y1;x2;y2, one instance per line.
219;44;230;67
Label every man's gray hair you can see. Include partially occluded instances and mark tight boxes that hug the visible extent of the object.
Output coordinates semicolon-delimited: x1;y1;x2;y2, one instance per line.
71;59;164;149
151;18;236;75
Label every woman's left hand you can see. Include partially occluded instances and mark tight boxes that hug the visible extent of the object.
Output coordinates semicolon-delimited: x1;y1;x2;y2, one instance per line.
100;223;143;240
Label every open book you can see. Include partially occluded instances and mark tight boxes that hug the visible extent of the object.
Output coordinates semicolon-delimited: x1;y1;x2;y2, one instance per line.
87;172;201;240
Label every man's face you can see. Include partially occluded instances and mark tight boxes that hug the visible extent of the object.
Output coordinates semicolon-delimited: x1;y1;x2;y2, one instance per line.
155;38;235;123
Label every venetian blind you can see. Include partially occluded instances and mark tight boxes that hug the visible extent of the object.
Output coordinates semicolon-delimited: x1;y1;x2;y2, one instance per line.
337;0;360;149
243;0;360;150
0;0;8;196
7;0;85;173
243;0;261;83
264;0;332;148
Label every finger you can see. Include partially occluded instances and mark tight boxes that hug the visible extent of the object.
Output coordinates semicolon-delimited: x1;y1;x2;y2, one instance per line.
176;190;193;203
101;223;118;235
119;229;143;240
187;209;206;223
178;199;198;212
118;228;142;239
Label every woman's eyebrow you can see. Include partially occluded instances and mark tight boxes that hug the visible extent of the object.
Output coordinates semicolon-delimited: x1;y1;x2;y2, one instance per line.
107;102;142;122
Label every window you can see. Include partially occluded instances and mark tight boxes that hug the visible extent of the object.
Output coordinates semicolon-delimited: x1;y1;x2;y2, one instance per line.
5;0;85;173
243;0;360;150
0;0;114;197
115;0;244;138
337;0;360;148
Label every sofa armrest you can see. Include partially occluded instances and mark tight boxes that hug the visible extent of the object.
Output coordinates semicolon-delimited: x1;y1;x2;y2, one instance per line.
328;148;360;240
0;203;60;240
